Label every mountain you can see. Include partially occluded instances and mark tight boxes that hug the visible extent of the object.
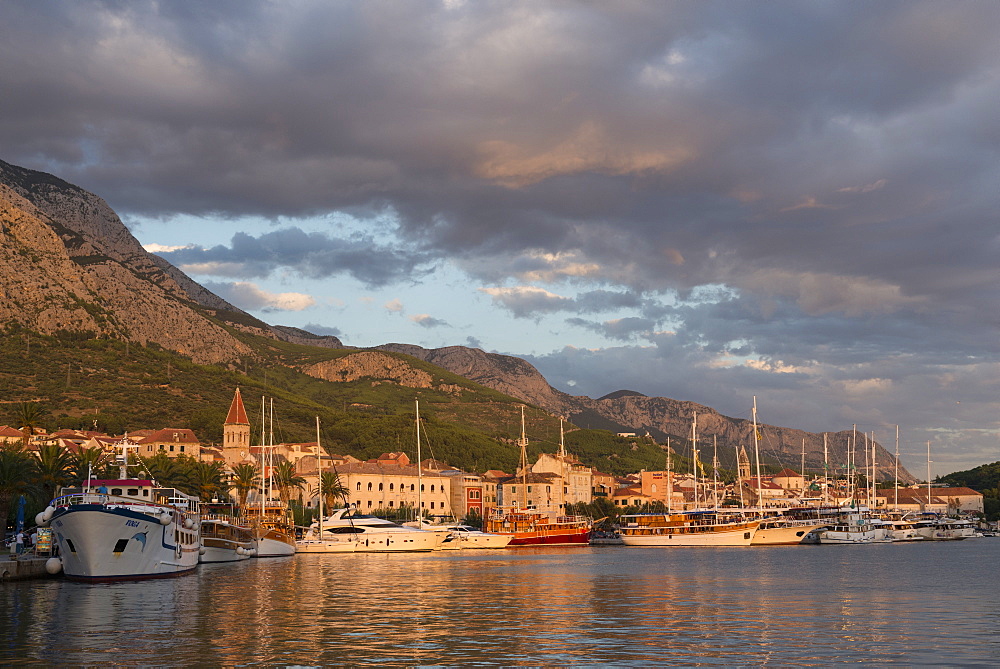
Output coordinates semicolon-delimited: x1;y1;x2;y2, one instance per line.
375;343;915;482
0;159;916;481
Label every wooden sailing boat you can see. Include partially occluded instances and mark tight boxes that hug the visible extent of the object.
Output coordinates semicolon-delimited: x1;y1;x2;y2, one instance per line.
484;406;591;546
619;412;760;547
247;397;296;557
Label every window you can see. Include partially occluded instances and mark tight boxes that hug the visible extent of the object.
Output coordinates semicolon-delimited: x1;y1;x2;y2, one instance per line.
379;483;384;492
469;490;481;500
367;500;373;508
430;502;435;509
421;484;425;492
388;501;394;507
367;482;373;491
527;486;532;493
389;483;394;491
430;485;435;492
357;482;362;491
546;486;551;493
410;484;415;491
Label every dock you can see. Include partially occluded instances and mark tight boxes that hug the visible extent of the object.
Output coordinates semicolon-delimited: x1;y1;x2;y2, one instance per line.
1;555;58;582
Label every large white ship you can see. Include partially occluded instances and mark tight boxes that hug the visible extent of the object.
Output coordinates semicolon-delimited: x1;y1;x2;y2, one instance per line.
42;439;201;581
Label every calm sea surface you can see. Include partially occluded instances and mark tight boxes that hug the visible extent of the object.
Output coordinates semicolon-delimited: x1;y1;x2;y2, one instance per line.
2;540;999;666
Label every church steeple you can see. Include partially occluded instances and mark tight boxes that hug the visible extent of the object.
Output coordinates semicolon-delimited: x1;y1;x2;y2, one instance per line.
738;444;751;481
223;388;251;458
225;387;250;426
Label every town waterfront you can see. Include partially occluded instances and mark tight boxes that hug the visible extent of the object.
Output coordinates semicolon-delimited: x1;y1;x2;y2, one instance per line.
2;541;998;666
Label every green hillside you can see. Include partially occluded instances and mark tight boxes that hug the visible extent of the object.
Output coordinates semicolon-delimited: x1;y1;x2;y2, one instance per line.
0;325;679;476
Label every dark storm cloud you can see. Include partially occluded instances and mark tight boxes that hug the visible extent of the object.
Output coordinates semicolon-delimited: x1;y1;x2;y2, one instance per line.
157;227;435;287
4;1;1000;471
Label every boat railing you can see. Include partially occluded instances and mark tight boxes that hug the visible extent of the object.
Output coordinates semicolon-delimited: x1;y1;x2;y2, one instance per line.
51;492;181;517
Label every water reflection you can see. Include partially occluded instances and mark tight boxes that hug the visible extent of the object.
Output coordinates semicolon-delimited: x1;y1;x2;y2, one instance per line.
2;542;999;665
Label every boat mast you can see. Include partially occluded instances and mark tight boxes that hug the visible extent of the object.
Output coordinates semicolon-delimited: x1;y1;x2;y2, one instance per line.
260;396;266;515
735;440;744;508
666;438;673;513
894;426;899;510
316;416;323;538
800;438;805;500
752;397;763;510
850;424;857;506
691;413;699;509
518;405;528;510
870;431;876;507
863;431;870;506
416;399;422;522
823;433;829;505
712;435;719;511
268;398;275;503
926;440;932;512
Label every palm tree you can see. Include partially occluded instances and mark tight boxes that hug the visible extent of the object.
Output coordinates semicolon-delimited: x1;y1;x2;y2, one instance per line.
312;470;349;511
14;402;46;451
31;444;75;503
193;461;227;502
140;452;197;495
271;461;305;506
0;450;34;531
71;446;115;483
229;463;259;511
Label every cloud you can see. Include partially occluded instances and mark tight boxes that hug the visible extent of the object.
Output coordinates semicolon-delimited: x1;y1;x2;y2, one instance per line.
204;281;315;312
384;298;404;313
5;1;1000;472
479;286;572;318
410;314;449;328
156;227;435;287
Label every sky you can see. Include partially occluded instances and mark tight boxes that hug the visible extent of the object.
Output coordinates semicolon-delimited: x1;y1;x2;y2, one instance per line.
2;1;999;477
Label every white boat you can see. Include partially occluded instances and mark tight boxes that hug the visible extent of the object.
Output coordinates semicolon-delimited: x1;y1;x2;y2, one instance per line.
441;523;512;549
200;516;256;563
295;417;360;554
42;438;201;580
751;517;829;545
814;510;890;544
303;507;440;552
619;510;760;547
886;519;923;542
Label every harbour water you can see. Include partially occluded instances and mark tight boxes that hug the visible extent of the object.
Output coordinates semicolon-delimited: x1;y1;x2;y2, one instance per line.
2;540;999;666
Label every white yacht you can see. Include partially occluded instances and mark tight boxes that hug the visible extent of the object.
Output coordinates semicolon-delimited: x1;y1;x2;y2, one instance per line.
200;516;256;562
301;508;441;552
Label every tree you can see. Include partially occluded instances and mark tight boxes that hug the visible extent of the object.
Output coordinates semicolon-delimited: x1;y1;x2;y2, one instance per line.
229;463;259;511
272;461;305;506
193;461;227;502
0;450;34;530
72;446;116;483
31;444;75;503
140;452;197;495
312;470;349;511
14;402;46;451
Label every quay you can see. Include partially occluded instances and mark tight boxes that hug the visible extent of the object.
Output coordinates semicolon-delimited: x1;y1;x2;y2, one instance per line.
1;555;57;582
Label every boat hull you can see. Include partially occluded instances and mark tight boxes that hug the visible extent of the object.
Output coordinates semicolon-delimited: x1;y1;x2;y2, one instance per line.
254;531;297;557
505;528;592;546
51;504;199;580
752;522;828;546
295;538;358;553
621;525;756;547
